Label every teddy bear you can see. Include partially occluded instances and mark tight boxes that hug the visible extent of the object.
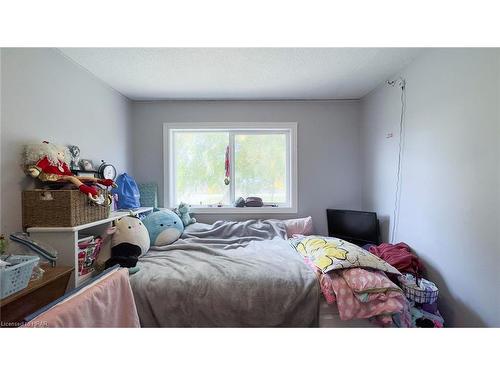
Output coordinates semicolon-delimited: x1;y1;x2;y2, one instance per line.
24;141;116;204
173;202;196;227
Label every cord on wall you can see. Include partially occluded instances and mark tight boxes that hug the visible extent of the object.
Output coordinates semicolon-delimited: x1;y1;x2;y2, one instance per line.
387;77;406;244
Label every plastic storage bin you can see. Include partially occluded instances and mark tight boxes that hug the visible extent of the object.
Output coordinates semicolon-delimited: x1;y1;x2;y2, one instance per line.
0;255;39;299
77;238;102;276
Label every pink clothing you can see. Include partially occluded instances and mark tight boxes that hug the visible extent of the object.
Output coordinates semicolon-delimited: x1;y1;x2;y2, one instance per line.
302;257;410;326
341;268;402;295
328;271;406;321
25;268;140;328
369;242;423;276
319;272;337;304
303;258;337;304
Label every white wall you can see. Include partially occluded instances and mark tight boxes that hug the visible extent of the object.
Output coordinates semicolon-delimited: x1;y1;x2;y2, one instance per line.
360;48;500;327
0;48;3;234
0;48;133;235
131;100;362;235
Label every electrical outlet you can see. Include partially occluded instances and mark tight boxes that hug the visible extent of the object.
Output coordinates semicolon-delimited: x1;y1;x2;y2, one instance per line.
386;132;394;138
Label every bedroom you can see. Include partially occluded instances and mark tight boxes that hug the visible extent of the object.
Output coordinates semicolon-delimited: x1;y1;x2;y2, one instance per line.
1;0;499;373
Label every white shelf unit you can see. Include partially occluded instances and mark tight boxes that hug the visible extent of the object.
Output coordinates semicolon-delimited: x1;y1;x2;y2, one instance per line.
27;207;153;289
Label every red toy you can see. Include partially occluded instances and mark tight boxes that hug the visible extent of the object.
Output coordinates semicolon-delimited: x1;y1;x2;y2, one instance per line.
24;141;116;204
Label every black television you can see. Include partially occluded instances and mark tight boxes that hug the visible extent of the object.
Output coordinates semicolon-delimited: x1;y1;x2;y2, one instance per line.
326;209;380;247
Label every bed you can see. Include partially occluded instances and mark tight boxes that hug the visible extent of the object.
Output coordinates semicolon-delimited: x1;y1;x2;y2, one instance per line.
129;219;377;327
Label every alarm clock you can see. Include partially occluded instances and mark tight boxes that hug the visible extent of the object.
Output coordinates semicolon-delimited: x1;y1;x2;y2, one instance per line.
97;160;117;180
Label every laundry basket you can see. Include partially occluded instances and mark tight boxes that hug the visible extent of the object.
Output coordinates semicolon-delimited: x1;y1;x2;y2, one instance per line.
0;255;39;299
399;274;439;304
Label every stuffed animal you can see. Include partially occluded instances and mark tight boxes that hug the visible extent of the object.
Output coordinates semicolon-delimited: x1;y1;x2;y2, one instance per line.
142;209;184;246
24;141;116;204
173;202;196;226
104;215;150;274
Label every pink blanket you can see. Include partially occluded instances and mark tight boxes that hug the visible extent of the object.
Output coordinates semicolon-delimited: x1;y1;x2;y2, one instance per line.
328;271;406;323
25;268;140;328
303;258;410;326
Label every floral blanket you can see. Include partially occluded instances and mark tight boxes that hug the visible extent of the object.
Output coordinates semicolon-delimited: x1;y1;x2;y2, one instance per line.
290;236;400;275
301;248;411;327
327;269;410;326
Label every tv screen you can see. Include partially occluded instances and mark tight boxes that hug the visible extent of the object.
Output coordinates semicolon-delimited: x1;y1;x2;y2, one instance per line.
326;209;380;246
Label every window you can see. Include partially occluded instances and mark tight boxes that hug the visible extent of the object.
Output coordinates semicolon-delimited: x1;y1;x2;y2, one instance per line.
165;123;297;213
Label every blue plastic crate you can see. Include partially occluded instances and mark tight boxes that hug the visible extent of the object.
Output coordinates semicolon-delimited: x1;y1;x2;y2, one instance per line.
0;255;39;299
138;183;158;208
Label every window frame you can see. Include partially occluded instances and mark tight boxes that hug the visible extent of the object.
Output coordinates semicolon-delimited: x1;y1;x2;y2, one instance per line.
164;122;298;214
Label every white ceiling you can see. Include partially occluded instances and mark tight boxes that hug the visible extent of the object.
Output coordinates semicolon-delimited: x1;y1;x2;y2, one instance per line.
59;48;423;100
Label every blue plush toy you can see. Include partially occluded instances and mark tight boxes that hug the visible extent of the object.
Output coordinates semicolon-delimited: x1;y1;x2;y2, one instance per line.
173;202;196;226
142;209;184;246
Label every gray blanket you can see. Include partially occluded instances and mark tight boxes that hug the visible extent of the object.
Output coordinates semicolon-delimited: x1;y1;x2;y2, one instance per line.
130;220;319;327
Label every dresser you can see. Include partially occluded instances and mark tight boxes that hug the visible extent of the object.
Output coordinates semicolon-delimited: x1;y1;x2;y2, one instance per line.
0;265;73;327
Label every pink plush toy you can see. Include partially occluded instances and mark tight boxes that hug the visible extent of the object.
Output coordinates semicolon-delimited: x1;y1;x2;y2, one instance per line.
24;141;116;204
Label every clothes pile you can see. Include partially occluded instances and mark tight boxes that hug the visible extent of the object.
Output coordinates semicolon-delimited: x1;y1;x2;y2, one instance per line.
294;236;444;327
301;256;412;327
409;301;444;328
315;264;412;327
368;242;423;276
290;236;408;327
369;242;444;328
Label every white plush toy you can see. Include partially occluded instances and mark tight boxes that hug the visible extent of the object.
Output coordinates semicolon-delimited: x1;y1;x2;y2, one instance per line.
102;215;150;274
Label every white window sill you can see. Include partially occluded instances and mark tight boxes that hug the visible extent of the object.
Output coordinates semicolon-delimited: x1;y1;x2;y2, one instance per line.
189;206;298;214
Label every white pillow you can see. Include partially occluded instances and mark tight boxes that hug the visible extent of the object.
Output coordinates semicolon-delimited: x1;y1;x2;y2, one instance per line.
283;216;313;237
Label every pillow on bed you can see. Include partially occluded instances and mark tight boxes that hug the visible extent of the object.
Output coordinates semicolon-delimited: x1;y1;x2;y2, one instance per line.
289;236;400;275
283;216;313;237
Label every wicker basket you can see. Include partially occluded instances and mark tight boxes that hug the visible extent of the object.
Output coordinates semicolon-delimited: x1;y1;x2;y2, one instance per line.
22;189;110;229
